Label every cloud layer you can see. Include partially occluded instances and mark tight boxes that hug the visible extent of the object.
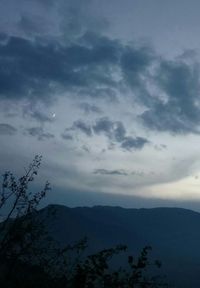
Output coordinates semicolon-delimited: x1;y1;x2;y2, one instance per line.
63;117;149;150
1;28;200;134
1;0;200;204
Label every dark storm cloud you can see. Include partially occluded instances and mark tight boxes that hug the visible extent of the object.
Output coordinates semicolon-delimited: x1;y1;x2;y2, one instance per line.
0;21;157;105
73;120;92;136
93;118;149;150
120;45;154;88
26;127;54;140
66;117;149;150
121;136;149;150
0;33;122;103
93;169;128;176
93;117;114;136
141;59;200;133
0;123;17;135
93;168;147;176
1;0;200;136
0;35;61;102
113;122;127;142
61;120;92;138
93;117;127;142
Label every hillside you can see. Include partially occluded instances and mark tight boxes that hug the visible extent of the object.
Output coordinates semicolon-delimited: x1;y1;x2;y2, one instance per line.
40;205;200;288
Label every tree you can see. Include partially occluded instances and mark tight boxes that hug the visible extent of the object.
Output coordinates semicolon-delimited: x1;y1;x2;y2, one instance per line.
0;156;168;287
72;245;167;288
0;155;87;287
0;155;52;286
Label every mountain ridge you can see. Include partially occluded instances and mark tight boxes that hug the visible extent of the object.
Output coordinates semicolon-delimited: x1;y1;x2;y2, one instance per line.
39;204;200;287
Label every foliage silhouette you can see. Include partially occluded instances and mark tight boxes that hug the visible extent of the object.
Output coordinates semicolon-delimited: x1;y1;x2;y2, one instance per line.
0;156;168;287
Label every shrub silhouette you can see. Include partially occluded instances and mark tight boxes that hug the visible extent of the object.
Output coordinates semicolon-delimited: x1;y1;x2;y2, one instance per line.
0;156;168;287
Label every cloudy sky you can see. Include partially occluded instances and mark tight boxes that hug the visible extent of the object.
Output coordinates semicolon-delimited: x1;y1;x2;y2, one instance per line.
1;0;200;210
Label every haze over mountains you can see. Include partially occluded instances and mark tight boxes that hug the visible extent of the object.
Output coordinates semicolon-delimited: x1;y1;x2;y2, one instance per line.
40;204;200;288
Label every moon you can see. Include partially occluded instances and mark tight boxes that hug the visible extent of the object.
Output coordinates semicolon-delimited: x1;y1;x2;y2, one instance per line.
52;113;56;118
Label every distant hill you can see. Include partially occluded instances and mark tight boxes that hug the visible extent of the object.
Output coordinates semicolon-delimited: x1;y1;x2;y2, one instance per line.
40;205;200;288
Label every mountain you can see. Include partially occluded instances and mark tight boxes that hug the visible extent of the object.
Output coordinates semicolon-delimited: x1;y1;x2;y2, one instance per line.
40;205;200;288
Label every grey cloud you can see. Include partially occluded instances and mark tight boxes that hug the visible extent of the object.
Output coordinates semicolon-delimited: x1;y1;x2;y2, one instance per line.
29;111;54;123
93;117;126;143
62;120;92;138
26;127;54;140
93;169;128;176
0;29;157;105
154;144;167;151
113;121;126;142
81;145;90;153
0;123;17;135
93;117;137;149
23;105;54;123
131;171;145;177
93;168;147;176
0;33;121;102
61;132;73;140
141;105;193;133
1;2;199;136
121;136;149;151
67;117;149;150
93;117;114;137
73;120;92;136
0;35;61;102
120;45;154;88
141;59;200;133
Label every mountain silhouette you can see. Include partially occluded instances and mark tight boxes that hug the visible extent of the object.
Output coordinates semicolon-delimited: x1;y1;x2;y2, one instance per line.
39;204;200;288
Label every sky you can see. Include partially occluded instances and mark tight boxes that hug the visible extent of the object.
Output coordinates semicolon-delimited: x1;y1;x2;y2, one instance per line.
1;0;200;210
